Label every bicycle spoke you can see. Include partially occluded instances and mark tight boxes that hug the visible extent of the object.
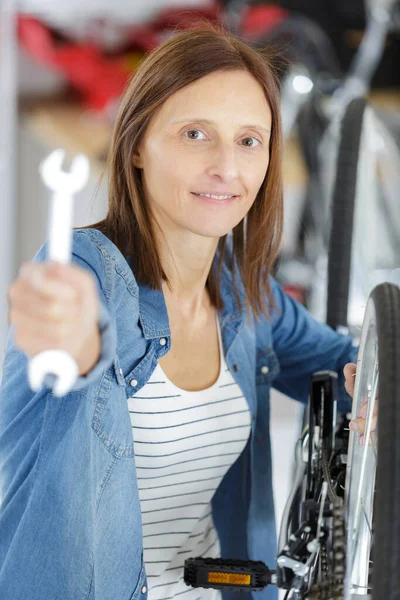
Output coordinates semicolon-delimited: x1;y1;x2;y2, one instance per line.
352;372;378;539
370;431;377;460
361;498;374;545
351;584;373;592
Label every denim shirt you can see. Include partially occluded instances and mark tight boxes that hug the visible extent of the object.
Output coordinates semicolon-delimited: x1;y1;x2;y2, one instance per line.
0;228;358;600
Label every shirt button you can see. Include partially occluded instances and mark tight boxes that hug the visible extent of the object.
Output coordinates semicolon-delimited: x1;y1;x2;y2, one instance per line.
119;368;123;376
141;585;147;594
159;338;167;346
261;365;269;374
130;379;138;387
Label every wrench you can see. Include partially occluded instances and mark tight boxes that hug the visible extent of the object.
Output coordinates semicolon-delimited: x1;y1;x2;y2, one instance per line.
28;149;90;397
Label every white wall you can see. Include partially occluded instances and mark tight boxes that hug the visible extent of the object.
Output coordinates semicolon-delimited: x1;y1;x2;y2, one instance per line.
16;117;108;265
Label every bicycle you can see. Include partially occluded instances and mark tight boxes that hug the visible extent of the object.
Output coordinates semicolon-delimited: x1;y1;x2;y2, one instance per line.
227;0;400;336
285;1;400;336
183;279;400;599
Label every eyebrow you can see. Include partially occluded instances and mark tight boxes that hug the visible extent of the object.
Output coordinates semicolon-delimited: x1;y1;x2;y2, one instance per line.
171;118;271;134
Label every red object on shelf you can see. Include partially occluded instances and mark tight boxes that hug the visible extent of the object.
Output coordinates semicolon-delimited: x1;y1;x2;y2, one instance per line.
17;2;222;113
240;4;288;38
18;16;131;111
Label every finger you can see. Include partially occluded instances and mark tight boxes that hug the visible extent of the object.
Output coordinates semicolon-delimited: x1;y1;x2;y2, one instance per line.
13;316;74;351
350;418;362;433
12;279;78;318
9;287;77;324
9;293;77;325
343;363;357;378
349;414;377;435
359;401;368;419
14;329;73;357
344;380;354;397
10;308;74;341
359;399;379;419
344;363;357;396
358;434;375;447
19;261;92;300
46;261;96;294
359;402;378;419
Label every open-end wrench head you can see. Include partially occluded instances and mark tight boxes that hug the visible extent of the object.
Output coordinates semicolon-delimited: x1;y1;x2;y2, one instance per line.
39;148;90;195
28;350;79;397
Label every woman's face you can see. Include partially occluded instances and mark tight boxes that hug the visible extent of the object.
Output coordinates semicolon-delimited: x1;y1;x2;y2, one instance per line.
133;69;273;239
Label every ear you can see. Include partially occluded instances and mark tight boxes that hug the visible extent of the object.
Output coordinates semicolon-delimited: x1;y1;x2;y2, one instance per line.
132;149;143;169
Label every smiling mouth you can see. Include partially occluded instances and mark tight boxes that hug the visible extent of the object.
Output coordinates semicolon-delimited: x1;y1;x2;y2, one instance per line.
191;192;238;200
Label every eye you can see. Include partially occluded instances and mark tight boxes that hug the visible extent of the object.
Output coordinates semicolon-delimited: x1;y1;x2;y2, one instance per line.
240;137;262;149
184;129;207;140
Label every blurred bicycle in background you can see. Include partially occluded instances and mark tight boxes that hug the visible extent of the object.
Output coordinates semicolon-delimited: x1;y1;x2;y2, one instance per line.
223;0;400;340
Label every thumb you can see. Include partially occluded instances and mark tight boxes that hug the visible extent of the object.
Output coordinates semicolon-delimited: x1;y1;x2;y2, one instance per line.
343;362;357;377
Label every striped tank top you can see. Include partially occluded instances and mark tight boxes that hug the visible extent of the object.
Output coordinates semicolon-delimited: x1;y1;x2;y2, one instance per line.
127;314;252;600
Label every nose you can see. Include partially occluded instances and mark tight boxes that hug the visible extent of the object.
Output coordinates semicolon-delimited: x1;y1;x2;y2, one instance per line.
207;142;239;183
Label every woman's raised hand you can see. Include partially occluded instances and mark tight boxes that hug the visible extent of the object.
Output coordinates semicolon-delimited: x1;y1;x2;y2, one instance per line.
7;261;101;377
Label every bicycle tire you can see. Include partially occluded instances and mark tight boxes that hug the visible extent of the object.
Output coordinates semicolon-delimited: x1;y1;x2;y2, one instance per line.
370;282;400;599
326;97;367;332
345;282;400;599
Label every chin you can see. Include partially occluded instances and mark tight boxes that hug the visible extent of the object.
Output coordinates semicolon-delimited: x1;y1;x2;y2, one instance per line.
185;222;233;239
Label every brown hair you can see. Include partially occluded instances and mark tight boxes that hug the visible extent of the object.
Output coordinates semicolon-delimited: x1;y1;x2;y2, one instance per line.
80;22;283;323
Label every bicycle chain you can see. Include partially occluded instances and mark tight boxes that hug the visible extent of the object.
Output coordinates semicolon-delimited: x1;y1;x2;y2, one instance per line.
320;538;328;584
306;447;346;600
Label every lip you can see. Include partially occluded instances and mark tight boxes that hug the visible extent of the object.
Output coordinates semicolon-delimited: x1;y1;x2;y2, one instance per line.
191;192;239;206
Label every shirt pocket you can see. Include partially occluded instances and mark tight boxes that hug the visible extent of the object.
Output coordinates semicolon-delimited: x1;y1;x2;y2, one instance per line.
90;354;135;458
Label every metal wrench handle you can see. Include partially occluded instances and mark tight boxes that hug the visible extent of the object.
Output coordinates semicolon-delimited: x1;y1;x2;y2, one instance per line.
48;190;74;264
28;149;90;397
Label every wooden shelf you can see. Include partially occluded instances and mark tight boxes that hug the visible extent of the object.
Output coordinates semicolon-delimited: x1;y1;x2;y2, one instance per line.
283;134;308;187
369;89;400;112
21;97;111;176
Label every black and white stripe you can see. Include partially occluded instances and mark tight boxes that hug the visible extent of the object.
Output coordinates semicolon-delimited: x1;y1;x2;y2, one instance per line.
127;315;251;600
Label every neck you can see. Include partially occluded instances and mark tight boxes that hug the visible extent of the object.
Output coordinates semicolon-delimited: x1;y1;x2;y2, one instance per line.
158;240;219;321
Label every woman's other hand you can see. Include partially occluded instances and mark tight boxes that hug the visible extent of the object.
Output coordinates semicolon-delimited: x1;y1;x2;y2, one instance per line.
344;362;378;445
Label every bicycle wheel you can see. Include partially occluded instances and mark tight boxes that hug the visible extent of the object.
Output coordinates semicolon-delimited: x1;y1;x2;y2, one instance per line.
344;282;400;600
326;97;366;334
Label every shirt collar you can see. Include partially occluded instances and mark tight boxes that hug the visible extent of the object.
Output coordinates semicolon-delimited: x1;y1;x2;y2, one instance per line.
133;244;245;340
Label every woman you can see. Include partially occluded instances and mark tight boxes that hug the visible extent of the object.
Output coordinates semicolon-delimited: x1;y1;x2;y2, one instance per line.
0;24;363;600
